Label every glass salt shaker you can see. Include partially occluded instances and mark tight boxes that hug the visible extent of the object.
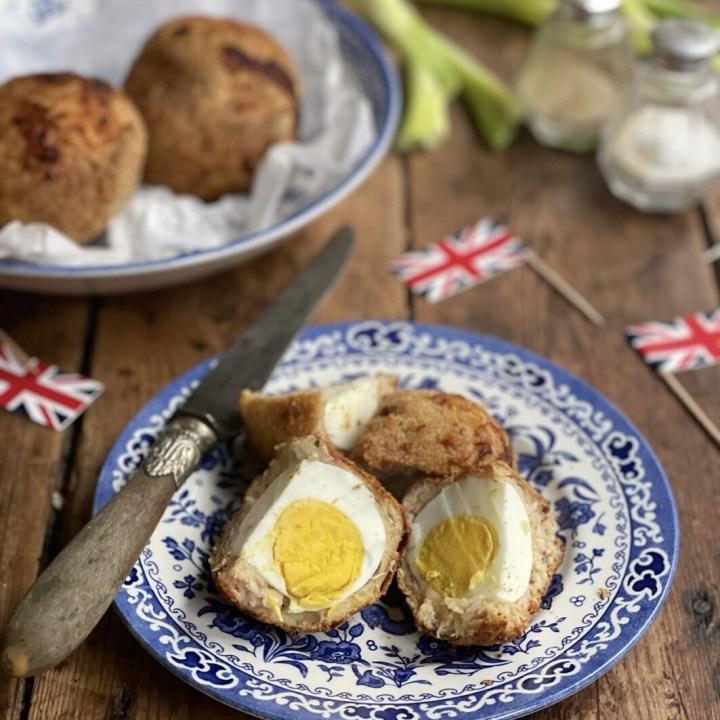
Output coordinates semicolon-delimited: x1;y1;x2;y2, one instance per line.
516;0;634;152
597;19;720;213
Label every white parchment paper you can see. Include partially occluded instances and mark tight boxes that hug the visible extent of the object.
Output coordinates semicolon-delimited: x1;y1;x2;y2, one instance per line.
0;0;376;266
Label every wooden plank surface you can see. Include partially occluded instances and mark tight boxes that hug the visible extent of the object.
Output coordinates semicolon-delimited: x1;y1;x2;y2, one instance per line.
1;4;719;720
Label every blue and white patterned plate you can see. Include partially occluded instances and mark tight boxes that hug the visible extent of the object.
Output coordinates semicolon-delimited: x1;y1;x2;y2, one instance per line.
0;0;400;295
94;321;678;719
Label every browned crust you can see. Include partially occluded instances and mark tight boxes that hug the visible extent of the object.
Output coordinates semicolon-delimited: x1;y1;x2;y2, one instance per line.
239;388;324;463
124;15;300;200
210;434;409;633
351;390;516;477
397;461;564;646
0;72;147;243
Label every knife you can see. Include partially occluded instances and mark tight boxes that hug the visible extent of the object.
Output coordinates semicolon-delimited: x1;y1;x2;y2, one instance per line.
0;226;354;678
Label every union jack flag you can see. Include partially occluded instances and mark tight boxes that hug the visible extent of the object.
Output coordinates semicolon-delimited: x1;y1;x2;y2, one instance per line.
626;309;720;373
389;219;527;303
0;337;104;431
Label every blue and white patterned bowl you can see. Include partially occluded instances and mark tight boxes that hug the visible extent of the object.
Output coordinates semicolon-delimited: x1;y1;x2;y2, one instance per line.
0;0;401;295
94;321;678;719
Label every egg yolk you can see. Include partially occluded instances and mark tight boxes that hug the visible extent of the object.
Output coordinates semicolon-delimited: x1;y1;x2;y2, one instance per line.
272;498;363;609
415;514;498;598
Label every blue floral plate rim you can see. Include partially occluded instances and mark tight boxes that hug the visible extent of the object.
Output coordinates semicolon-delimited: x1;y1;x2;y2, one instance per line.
94;321;679;719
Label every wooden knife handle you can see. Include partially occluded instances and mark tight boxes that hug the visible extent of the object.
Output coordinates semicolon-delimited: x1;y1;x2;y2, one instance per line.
0;416;217;677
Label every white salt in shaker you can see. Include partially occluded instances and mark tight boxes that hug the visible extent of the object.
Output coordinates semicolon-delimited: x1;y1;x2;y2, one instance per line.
597;19;720;213
516;0;633;152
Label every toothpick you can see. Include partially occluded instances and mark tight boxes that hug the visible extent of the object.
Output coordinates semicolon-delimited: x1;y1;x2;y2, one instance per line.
0;329;30;364
701;244;720;264
660;369;720;449
523;249;605;327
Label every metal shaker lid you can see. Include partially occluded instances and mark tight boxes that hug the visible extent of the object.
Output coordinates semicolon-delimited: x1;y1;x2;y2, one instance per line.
652;19;720;70
562;0;622;20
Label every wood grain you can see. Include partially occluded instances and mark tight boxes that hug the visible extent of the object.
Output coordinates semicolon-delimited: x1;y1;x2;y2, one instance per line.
0;294;91;720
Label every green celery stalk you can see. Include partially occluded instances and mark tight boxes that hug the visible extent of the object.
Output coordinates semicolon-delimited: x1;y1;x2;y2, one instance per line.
427;29;524;149
344;0;523;151
642;0;720;24
396;64;454;152
621;0;658;54
415;0;557;27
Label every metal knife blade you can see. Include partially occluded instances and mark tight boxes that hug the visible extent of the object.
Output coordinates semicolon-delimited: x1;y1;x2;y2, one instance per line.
180;224;354;439
0;226;354;678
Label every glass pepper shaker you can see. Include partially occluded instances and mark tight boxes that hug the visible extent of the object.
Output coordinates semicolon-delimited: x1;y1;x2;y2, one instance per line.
597;19;720;213
516;0;634;152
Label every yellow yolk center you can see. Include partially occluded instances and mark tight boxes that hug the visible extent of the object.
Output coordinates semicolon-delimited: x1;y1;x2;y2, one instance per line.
272;498;363;609
415;514;498;598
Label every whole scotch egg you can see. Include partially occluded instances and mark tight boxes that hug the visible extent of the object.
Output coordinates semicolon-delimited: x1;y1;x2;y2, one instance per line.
397;461;564;646
124;15;300;200
0;72;147;244
210;434;408;632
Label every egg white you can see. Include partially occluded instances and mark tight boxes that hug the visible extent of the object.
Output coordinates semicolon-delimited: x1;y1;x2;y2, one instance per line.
230;457;387;612
321;376;386;451
407;475;533;603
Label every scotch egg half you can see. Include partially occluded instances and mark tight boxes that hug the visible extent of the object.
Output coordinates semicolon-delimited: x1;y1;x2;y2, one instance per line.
397;461;564;646
210;434;408;632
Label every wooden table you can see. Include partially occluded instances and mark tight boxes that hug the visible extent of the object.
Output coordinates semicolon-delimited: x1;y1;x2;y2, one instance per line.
1;6;719;719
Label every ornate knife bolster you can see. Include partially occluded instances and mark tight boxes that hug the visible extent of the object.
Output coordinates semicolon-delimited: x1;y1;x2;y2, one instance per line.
143;416;218;489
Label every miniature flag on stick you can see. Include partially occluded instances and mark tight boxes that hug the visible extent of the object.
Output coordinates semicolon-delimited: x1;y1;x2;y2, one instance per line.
389;219;526;303
389;218;604;325
0;331;104;431
627;310;720;448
